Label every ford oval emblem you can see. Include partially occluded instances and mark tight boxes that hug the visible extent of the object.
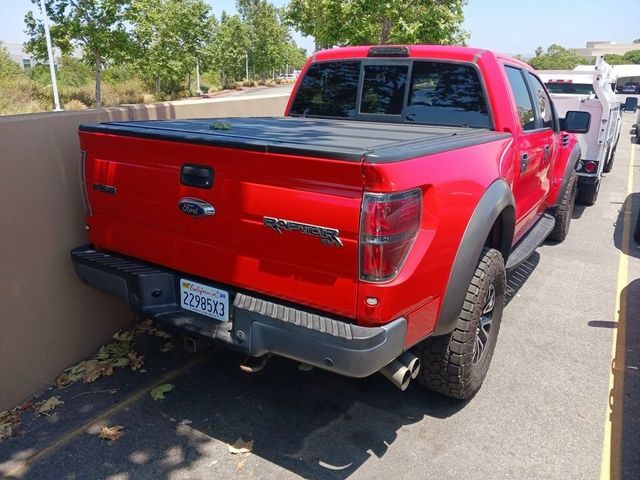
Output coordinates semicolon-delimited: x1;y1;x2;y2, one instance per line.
178;198;215;217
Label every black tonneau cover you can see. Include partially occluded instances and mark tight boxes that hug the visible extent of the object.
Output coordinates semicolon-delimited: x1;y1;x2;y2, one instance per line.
79;117;511;163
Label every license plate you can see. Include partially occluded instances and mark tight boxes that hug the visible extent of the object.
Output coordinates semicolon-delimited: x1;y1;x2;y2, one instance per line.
180;279;229;321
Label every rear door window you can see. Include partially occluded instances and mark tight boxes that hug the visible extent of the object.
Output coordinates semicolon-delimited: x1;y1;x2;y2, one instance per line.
289;61;361;118
504;66;536;132
405;61;491;127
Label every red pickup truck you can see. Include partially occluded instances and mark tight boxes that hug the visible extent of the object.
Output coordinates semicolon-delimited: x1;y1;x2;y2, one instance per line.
71;45;589;400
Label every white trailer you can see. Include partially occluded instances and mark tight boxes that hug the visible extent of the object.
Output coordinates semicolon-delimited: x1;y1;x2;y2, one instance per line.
539;57;622;205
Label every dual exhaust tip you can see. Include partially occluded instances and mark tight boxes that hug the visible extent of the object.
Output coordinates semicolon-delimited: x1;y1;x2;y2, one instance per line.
379;351;420;391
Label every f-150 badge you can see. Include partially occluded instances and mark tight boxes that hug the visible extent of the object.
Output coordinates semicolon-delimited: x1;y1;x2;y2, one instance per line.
263;217;343;247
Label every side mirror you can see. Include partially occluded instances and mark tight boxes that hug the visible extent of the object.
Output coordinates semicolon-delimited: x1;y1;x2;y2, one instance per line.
562;111;591;134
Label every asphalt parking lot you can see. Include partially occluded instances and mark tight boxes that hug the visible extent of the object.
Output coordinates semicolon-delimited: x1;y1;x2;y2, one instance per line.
1;107;639;480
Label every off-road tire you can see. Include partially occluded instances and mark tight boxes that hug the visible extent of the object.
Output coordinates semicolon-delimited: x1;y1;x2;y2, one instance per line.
412;248;506;400
548;170;577;242
577;179;600;206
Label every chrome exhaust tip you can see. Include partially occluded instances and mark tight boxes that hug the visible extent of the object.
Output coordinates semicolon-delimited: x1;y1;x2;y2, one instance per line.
398;351;421;379
379;360;412;391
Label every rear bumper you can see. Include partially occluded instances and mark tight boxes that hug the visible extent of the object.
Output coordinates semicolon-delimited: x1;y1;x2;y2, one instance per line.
71;246;405;378
578;175;600;185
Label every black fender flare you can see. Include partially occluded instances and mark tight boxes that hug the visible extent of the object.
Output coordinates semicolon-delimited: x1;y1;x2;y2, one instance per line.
433;179;515;336
553;143;581;207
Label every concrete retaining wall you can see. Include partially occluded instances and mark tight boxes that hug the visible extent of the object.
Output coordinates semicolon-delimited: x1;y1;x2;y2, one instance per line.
0;92;289;410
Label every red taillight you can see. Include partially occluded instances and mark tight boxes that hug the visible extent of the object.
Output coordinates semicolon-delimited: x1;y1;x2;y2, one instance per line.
584;161;597;173
360;189;422;282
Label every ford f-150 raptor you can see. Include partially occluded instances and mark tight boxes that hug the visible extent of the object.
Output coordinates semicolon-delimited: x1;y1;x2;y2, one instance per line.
71;45;589;399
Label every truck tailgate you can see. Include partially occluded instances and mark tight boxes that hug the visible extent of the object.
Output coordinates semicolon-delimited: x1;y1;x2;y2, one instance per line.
80;129;364;318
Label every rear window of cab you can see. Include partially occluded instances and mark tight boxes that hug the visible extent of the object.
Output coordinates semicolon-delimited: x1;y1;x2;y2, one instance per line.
289;60;491;128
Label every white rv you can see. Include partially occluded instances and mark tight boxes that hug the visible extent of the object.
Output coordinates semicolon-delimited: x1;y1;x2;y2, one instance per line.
539;57;622;205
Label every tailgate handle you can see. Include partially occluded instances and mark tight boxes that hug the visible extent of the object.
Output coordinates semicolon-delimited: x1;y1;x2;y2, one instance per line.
181;164;213;189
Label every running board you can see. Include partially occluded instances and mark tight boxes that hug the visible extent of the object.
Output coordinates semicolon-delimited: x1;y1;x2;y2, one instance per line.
506;213;555;270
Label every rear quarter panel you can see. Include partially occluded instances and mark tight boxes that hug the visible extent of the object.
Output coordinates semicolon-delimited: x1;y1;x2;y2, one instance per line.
359;137;514;347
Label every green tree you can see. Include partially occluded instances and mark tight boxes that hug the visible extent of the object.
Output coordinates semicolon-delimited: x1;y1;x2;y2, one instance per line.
129;0;214;96
282;43;308;71
603;53;626;65
24;0;131;106
285;0;467;49
622;49;640;64
0;43;22;79
527;44;587;70
633;38;640;43
238;0;298;79
210;12;250;85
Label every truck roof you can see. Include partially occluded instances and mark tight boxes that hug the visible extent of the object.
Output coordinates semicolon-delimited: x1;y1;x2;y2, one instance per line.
312;44;530;70
538;71;595;82
79;117;510;164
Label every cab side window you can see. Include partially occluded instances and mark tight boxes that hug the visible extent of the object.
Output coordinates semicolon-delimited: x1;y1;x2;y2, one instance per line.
527;72;554;129
504;66;536;132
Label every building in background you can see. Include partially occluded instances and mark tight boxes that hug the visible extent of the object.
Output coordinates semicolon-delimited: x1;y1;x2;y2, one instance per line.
574;41;640;61
1;41;61;70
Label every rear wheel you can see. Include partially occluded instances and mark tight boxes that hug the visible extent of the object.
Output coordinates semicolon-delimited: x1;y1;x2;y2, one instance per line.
577;179;600;206
548;170;576;242
412;248;505;400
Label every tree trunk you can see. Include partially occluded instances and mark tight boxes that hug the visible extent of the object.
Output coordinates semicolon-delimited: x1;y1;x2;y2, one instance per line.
187;72;191;92
379;17;391;45
94;53;102;107
155;76;160;96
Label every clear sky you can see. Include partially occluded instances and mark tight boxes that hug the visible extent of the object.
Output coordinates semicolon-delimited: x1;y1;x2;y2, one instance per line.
1;0;639;56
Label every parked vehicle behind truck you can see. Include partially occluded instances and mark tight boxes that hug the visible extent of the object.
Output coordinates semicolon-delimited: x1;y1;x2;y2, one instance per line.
539;57;622;205
71;45;589;400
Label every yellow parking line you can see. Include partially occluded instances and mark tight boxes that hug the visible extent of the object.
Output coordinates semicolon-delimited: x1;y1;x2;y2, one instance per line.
3;354;208;478
600;144;636;480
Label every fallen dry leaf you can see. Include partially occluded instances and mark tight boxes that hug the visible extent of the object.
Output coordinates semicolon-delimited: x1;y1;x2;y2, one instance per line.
56;335;135;389
99;425;124;441
153;329;172;340
82;361;114;384
35;396;64;416
17;402;33;412
0;423;12;441
150;384;174;401
127;351;145;371
0;411;19;441
228;438;253;454
160;342;175;353
113;330;134;343
112;357;130;368
136;319;153;332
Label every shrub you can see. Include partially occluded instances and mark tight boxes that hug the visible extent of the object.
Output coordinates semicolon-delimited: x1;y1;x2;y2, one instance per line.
0;76;49;115
63;99;88;110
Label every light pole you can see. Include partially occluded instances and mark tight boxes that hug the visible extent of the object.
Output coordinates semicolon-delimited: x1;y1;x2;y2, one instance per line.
39;0;61;111
196;58;202;95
